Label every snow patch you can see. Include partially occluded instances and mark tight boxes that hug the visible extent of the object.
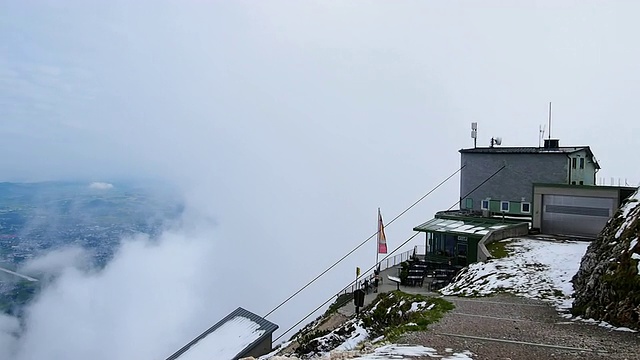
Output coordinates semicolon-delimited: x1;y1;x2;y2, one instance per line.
615;192;639;239
263;345;475;360
441;238;589;311
370;335;385;343
408;301;427;312
572;316;638;333
334;323;369;351
353;345;474;359
176;316;265;360
631;253;640;274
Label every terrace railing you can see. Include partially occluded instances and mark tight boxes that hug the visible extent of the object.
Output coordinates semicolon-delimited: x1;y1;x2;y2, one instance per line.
336;245;426;296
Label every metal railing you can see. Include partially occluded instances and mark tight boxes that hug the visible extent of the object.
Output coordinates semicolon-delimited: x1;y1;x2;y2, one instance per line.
336;246;426;296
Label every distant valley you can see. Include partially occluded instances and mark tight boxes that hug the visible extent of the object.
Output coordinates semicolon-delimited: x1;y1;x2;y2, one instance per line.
0;181;183;314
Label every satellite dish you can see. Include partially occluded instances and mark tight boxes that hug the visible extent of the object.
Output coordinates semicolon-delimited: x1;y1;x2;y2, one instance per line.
495;137;502;145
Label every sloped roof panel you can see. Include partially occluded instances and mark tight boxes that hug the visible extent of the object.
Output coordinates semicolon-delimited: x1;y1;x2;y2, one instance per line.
166;307;278;360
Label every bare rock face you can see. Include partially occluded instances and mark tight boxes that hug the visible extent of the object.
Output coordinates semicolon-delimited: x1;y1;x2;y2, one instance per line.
572;190;640;329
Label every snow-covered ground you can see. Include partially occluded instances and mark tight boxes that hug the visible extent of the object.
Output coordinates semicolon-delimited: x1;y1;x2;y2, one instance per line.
559;313;637;332
441;237;589;311
260;345;474;360
440;236;638;332
350;345;474;359
616;189;639;239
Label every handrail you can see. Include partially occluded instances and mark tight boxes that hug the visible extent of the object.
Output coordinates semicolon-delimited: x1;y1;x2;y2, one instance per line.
336;246;426;296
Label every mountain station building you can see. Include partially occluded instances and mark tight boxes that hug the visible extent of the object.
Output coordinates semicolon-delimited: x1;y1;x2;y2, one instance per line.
414;137;638;266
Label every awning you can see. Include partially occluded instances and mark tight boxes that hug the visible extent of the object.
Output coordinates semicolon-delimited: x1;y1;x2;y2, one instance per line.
413;217;516;237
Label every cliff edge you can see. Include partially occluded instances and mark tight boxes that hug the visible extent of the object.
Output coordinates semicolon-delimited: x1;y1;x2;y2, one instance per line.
572;189;640;329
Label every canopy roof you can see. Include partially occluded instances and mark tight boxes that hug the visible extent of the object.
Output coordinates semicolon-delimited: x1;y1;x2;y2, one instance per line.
413;217;517;237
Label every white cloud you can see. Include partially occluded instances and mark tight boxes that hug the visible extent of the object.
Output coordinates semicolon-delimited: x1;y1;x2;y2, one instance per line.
0;313;19;359
19;247;90;280
3;230;228;360
1;1;640;358
89;182;114;190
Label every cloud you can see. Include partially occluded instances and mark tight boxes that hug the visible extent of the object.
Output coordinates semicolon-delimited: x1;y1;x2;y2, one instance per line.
89;182;114;190
1;1;640;359
18;247;90;280
3;229;232;360
0;313;19;359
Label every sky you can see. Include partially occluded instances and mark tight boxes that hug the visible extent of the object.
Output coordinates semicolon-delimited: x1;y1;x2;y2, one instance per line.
1;1;639;359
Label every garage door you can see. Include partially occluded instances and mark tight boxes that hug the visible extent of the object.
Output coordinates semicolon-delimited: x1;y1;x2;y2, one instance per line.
542;194;615;238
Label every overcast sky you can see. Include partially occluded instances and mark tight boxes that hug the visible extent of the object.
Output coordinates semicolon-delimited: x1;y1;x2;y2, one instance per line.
1;1;639;359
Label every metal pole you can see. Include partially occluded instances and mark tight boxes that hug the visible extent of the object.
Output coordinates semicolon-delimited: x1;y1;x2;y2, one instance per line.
548;102;552;140
376;208;380;269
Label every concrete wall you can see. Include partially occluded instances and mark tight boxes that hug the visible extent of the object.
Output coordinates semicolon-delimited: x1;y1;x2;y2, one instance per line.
241;336;274;359
477;223;530;262
567;149;598;185
460;152;569;213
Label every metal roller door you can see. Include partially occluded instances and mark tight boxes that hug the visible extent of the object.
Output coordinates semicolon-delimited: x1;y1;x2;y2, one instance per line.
542;194;615;238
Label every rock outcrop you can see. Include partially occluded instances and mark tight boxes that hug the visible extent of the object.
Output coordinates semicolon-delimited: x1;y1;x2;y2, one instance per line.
572;189;640;329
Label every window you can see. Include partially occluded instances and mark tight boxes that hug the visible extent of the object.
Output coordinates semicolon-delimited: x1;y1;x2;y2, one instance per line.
572;158;577;169
579;181;584;185
465;198;473;209
521;202;531;213
481;200;489;210
579;158;585;169
500;201;510;212
429;233;455;256
571;181;576;185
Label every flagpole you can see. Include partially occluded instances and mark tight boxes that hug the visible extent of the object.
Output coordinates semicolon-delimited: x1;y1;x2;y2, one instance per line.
376;207;380;269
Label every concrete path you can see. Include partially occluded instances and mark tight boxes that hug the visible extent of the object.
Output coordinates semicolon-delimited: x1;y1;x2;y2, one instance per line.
335;266;640;359
402;294;640;359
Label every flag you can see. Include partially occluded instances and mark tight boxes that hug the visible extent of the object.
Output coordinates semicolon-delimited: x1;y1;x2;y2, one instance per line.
377;209;387;254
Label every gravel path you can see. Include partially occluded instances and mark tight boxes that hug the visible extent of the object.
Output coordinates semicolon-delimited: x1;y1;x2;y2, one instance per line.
399;294;640;360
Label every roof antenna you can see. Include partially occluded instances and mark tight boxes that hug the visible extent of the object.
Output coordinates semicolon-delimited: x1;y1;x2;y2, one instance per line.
548;102;552;140
538;124;546;147
471;122;478;148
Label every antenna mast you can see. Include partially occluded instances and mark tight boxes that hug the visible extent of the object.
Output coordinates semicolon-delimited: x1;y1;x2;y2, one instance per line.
471;122;478;148
539;125;542;147
539;124;546;147
548;102;552;140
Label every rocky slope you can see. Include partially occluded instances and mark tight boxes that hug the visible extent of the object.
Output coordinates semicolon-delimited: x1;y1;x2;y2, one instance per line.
572;189;640;329
267;291;453;359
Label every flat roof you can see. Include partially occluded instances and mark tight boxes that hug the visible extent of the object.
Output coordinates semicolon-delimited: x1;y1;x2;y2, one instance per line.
533;183;638;191
459;146;590;154
459;146;601;169
413;217;520;237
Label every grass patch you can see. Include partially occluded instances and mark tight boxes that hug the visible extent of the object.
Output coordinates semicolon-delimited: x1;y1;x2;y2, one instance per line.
289;292;353;342
323;292;353;317
487;240;514;258
360;291;454;342
292;291;455;356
